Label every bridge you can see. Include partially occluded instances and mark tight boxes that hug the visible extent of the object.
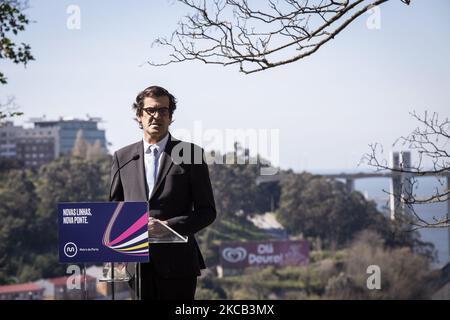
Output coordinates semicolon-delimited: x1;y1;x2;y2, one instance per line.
256;151;450;221
256;151;450;263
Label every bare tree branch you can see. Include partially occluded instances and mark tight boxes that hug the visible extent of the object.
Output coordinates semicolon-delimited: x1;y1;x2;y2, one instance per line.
361;111;450;229
149;0;410;74
0;96;22;122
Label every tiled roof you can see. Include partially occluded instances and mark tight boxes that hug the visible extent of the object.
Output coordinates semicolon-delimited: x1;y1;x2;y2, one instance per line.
0;282;44;294
48;275;96;286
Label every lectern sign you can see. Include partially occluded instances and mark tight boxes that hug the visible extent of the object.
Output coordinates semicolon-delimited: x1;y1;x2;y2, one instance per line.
220;240;309;269
58;201;150;263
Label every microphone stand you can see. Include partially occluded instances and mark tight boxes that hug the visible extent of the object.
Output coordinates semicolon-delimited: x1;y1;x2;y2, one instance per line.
107;153;140;301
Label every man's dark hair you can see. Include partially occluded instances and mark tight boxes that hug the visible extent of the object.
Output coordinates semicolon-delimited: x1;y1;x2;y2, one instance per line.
132;85;177;121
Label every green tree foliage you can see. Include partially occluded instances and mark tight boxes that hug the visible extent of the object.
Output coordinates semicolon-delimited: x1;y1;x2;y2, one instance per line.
197;214;273;267
373;213;436;260
195;270;227;300
0;1;33;122
34;155;111;249
198;230;435;300
0;169;39;283
0;156;23;173
324;230;435;299
277;172;382;247
0;0;33;85
276;171;435;254
208;152;280;217
197;153;280;266
0;146;436;293
198;264;325;299
0;154;112;284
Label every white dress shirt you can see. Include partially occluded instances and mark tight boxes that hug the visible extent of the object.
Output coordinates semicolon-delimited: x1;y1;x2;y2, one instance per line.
143;133;169;198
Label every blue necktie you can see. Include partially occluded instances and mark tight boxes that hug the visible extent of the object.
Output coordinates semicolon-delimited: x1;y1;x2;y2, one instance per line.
147;146;158;198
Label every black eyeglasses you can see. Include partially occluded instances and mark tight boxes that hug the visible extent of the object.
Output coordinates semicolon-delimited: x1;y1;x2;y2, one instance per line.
142;107;170;117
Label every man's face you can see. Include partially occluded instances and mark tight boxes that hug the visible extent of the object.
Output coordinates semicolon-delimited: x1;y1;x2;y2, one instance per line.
137;95;172;143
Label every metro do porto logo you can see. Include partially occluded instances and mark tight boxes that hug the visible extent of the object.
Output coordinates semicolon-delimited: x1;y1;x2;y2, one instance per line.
222;247;247;263
64;242;78;258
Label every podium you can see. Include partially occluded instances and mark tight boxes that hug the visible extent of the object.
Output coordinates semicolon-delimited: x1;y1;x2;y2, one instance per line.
147;217;188;244
99;218;188;299
58;201;187;300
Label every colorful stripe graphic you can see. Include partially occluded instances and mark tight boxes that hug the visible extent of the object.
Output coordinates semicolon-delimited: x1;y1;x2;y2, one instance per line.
102;202;149;256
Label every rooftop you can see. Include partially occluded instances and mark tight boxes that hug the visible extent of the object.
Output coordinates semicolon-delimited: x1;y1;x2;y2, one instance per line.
29;116;103;124
47;275;97;286
0;282;44;294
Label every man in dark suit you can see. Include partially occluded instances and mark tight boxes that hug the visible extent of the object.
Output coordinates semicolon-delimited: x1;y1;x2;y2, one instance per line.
109;85;216;300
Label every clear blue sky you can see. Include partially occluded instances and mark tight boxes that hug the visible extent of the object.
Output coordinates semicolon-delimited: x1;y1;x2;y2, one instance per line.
1;0;449;172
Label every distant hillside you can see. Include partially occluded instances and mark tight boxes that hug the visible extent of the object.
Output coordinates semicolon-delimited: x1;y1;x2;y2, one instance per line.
197;213;275;267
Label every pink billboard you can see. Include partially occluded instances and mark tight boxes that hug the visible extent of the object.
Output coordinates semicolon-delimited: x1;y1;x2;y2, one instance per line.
219;240;309;269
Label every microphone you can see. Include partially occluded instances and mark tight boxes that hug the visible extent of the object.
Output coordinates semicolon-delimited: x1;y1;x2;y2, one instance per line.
109;154;140;201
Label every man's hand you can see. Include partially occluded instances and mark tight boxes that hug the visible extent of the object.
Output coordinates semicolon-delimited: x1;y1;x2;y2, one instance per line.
148;217;168;229
148;217;170;238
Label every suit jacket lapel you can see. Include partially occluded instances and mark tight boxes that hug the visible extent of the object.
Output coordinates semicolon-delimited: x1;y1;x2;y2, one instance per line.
135;141;148;200
149;134;176;200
